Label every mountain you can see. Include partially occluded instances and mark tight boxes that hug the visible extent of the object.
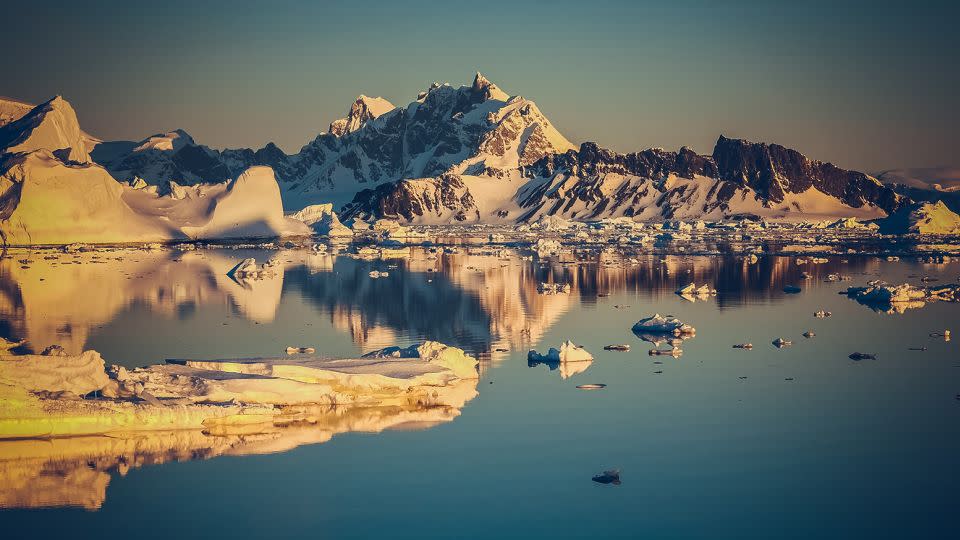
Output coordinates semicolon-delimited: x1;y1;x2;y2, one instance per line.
0;97;308;245
87;73;902;223
89;73;575;210
5;73;923;233
344;137;903;223
877;167;960;215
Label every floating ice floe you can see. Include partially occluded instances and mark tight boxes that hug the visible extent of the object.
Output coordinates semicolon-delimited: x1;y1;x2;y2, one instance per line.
285;346;315;354
849;352;877;360
533;238;563;256
732;343;753;349
772;338;793;348
527;341;593;379
0;341;480;440
632;314;695;336
675;283;717;300
843;282;960;313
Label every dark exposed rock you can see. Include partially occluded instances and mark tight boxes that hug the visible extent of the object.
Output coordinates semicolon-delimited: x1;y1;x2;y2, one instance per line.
712;135;903;213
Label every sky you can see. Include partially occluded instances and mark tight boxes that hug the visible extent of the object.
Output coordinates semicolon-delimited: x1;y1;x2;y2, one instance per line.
4;0;957;172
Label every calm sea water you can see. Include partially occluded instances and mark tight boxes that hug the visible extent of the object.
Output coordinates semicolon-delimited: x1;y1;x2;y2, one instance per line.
1;247;958;539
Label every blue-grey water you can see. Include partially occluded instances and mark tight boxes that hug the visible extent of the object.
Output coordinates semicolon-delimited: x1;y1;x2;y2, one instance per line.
1;248;957;539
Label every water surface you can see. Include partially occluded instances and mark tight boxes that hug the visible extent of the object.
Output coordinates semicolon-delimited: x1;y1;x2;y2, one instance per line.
1;247;957;539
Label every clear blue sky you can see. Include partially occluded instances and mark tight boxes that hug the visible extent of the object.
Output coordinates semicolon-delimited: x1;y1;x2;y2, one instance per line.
5;0;957;172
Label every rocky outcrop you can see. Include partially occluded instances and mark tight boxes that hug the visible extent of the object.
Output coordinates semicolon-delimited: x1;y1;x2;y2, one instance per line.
712;135;903;213
342;174;478;222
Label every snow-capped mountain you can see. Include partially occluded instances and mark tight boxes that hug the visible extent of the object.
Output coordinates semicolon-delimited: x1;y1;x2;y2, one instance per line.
343;137;904;223
88;73;575;210
4;74;918;228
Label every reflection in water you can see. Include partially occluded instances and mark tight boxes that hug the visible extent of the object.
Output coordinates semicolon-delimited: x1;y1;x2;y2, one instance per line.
0;402;467;510
0;247;884;361
0;246;953;512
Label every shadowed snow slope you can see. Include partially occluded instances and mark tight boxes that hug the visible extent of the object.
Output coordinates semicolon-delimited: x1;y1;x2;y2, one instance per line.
0;151;179;245
876;200;960;235
0;96;94;163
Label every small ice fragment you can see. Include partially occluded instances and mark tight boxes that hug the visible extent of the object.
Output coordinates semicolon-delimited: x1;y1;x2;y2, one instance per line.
592;469;621;485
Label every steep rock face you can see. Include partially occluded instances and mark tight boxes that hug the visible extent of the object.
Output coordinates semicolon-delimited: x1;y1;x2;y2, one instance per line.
342;174;478;222
712;135;902;213
0;96;95;163
512;144;745;222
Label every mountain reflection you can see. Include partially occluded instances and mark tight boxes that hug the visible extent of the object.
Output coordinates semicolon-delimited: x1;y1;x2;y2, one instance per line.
0;247;879;360
0;247;893;511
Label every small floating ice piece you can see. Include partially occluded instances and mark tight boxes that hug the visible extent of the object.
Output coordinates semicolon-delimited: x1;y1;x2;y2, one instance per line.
772;338;793;348
576;383;606;390
603;344;630;351
802;331;815;338
849;352;877;360
592;469;621;485
632;314;695;336
285;346;315;354
732;343;753;349
648;348;683;357
814;310;832;318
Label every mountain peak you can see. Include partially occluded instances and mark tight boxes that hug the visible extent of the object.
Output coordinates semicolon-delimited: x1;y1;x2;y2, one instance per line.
328;95;395;136
0;94;91;163
471;72;509;101
133;129;196;152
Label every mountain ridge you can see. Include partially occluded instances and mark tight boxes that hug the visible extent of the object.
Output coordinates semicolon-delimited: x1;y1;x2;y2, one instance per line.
0;75;920;226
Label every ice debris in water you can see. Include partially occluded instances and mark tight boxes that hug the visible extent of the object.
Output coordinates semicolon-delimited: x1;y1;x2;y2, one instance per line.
592;469;621;485
772;338;793;348
632;314;695;335
527;341;593;364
